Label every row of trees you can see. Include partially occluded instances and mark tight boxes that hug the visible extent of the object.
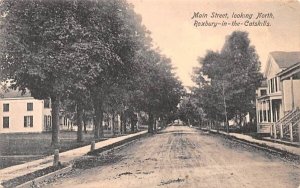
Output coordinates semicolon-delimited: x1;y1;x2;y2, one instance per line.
0;0;184;146
179;31;263;130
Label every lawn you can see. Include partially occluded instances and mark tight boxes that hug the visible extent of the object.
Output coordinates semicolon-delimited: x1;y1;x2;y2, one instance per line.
0;131;109;169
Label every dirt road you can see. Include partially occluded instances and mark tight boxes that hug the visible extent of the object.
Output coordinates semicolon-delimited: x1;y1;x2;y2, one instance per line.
44;126;300;188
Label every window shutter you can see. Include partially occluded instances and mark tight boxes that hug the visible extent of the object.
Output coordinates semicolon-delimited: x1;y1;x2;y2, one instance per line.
24;116;27;127
30;116;33;127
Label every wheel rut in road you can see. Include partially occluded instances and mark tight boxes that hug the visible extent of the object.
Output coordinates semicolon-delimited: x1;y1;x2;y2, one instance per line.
43;126;300;188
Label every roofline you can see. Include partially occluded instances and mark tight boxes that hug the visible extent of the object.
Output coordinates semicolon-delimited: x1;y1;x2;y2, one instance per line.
276;62;300;77
257;86;267;89
263;54;273;77
0;97;37;101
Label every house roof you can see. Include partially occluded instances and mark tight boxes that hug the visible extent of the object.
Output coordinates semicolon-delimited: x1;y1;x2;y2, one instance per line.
0;88;32;99
270;51;300;68
277;62;300;80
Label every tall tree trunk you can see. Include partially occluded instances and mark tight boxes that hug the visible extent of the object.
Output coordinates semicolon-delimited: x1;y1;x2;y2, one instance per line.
94;101;100;139
153;118;157;133
99;109;104;137
83;121;87;134
199;118;202;128
120;111;124;134
77;103;83;142
148;112;154;133
83;112;88;134
130;116;135;133
123;113;127;134
112;112;115;135
93;97;104;139
162;119;166;128
238;113;243;127
51;95;60;146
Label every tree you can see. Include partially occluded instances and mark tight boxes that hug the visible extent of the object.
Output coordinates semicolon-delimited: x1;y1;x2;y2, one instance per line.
77;0;151;139
0;0;84;146
221;31;263;125
178;93;204;126
192;52;228;124
193;31;263;130
0;0;183;142
131;49;184;133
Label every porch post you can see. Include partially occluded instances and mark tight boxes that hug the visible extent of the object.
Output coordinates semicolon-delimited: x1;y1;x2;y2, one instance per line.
270;100;276;138
272;123;277;139
262;101;265;122
290;77;294;109
279;122;283;139
274;104;278;122
266;100;269;123
270;99;273;123
267;100;272;136
277;77;280;92
270;122;273;137
256;101;260;125
289;123;293;142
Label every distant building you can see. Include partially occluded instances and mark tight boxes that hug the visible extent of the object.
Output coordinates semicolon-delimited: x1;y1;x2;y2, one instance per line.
256;51;300;142
0;89;51;133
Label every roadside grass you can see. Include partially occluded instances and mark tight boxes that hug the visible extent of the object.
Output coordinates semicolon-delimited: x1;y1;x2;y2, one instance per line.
244;132;266;140
0;131;107;169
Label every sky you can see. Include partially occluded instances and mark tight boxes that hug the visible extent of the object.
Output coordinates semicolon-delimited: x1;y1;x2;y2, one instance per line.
127;0;300;87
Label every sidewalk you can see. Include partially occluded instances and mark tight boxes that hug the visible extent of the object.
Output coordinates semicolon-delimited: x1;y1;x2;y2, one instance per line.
0;131;148;184
262;137;300;147
205;129;300;156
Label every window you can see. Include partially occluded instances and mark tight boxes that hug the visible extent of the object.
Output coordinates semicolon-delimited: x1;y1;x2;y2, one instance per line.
44;115;52;131
48;116;52;127
275;77;278;92
260;89;267;96
24;116;33;127
44;99;50;108
3;104;9;112
270;79;274;93
3;117;9;128
27;103;33;111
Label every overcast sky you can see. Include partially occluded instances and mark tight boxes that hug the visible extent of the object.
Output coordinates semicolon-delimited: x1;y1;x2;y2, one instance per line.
128;0;300;87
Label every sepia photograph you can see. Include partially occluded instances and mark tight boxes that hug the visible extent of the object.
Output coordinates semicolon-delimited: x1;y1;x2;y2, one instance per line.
0;0;299;187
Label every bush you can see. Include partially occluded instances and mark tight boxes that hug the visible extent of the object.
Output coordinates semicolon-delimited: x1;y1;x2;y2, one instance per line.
233;122;257;133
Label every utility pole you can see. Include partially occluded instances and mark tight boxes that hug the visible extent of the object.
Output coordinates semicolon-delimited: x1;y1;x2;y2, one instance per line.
222;81;229;134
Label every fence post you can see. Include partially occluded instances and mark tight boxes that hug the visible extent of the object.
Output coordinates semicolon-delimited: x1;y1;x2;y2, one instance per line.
91;141;95;151
273;123;277;139
289;123;293;142
270;124;273;138
53;149;59;166
280;123;283;139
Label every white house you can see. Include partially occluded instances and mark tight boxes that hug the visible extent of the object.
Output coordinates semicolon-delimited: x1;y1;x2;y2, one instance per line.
256;51;300;142
0;89;52;133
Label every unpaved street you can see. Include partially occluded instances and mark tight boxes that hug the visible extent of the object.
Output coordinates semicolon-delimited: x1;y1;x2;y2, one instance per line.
45;126;300;188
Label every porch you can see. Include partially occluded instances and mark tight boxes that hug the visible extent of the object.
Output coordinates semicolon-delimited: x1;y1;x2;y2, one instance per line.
256;94;282;134
271;62;300;142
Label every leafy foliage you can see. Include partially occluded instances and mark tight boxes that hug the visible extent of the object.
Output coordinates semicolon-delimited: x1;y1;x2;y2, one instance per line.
0;0;184;143
192;31;263;126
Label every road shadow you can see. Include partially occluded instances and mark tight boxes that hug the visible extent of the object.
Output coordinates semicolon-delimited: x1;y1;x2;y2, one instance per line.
73;152;123;170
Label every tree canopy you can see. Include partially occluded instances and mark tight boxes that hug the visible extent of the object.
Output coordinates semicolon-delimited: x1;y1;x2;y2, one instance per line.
192;31;263;127
0;0;184;144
